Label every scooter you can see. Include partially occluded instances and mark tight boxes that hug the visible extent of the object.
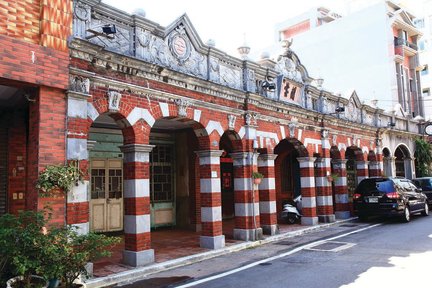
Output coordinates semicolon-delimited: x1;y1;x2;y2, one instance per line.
281;195;302;224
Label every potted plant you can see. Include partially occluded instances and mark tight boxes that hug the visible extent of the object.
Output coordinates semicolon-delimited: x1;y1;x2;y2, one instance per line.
252;171;264;185
327;173;339;183
44;227;120;288
0;210;52;288
36;161;84;197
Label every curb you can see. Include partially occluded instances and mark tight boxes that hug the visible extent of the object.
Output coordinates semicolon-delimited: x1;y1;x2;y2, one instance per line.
85;217;357;288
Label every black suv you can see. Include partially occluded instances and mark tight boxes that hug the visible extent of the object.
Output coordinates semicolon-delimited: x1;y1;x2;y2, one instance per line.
353;177;429;222
412;177;432;206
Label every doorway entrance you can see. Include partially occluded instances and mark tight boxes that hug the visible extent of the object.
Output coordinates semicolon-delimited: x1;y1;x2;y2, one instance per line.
90;158;123;232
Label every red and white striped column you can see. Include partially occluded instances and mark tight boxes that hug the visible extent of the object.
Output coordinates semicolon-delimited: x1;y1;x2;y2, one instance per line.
66;92;91;234
120;144;154;267
231;151;262;241
195;150;225;249
368;161;381;177
332;159;350;219
315;157;335;223
356;160;369;184
316;132;335;223
297;157;318;226
258;154;278;235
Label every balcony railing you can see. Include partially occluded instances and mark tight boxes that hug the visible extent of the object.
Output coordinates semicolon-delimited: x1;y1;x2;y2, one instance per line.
394;38;418;51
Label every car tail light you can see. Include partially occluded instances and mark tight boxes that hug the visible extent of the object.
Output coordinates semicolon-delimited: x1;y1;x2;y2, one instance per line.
386;192;399;199
353;193;362;200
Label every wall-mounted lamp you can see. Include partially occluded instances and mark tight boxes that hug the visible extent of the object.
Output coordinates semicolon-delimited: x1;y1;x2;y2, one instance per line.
328;106;345;115
261;80;276;91
102;24;117;35
86;24;117;40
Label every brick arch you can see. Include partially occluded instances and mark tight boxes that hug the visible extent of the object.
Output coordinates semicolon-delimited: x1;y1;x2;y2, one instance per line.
220;130;243;153
330;146;342;160
368;151;377;162
342;146;365;161
394;143;412;158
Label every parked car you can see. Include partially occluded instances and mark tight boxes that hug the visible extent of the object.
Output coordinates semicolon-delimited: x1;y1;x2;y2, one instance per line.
412;177;432;206
353;177;429;222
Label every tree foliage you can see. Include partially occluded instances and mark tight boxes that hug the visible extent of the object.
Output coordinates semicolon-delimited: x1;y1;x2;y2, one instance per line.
414;138;432;177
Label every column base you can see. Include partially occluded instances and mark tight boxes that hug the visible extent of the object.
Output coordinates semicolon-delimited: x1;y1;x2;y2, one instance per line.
318;214;336;223
123;249;155;267
72;222;89;235
262;224;279;236
335;211;351;219
233;228;263;241
200;235;225;249
301;216;319;226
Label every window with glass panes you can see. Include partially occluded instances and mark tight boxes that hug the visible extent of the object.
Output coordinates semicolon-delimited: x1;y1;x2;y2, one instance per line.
150;145;174;202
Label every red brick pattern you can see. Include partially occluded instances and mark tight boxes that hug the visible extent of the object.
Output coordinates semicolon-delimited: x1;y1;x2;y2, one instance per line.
66;201;89;224
0;35;69;89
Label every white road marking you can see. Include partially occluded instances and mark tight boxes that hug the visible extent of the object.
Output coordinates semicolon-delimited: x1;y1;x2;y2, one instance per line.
176;223;382;288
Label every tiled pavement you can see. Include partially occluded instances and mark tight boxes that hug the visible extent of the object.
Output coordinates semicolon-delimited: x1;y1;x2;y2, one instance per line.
92;219;304;278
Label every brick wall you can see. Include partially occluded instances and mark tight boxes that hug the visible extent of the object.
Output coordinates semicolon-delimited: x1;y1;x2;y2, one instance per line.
282;20;311;39
0;0;72;51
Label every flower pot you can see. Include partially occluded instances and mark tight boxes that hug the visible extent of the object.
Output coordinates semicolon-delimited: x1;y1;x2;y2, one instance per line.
253;178;262;185
6;275;48;288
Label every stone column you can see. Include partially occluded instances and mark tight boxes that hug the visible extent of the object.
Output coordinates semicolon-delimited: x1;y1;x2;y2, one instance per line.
120;144;154;267
258;154;278;235
231;151;263;241
196;150;225;249
368;161;381;177
297;157;318;226
356;161;369;184
332;159;350;219
66;91;90;233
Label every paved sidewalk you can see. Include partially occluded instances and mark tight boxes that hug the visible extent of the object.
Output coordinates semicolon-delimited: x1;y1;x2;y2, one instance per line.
85;218;357;288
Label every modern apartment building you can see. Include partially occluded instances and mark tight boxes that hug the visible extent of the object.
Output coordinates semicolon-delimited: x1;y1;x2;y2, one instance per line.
274;1;424;117
413;0;432;123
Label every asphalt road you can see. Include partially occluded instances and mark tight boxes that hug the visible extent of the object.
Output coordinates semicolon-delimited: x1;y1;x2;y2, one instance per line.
118;214;432;288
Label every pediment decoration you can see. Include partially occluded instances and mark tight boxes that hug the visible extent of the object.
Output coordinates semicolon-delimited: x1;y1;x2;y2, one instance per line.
344;91;362;122
275;39;307;84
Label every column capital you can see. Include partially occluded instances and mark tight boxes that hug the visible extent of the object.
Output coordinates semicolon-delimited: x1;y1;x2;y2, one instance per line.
120;144;155;154
195;150;224;158
331;159;348;165
258;153;278;161
296;157;316;163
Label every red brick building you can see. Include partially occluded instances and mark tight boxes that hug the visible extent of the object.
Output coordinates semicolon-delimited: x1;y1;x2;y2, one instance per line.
0;0;421;268
0;0;71;221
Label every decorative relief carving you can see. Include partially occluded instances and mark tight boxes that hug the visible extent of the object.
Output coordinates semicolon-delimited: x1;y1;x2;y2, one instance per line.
135;24;207;79
108;91;122;112
228;115;236;130
321;129;329;139
209;57;220;83
344;100;360;122
168;24;191;65
175;99;191;117
370;140;374;149
332;135;337;146
73;2;91;22
70;75;90;94
288;122;297;138
244;112;258;126
275;57;303;83
219;65;241;90
88;16;132;56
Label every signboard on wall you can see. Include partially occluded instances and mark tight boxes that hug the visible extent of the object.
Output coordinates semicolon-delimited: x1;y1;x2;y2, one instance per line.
277;77;302;106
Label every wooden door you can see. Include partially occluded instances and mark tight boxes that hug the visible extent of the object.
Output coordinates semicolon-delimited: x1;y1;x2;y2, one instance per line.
90;159;123;232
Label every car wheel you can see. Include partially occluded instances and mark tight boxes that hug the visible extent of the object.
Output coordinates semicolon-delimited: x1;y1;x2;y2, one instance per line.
358;214;368;222
421;203;429;216
402;206;410;222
